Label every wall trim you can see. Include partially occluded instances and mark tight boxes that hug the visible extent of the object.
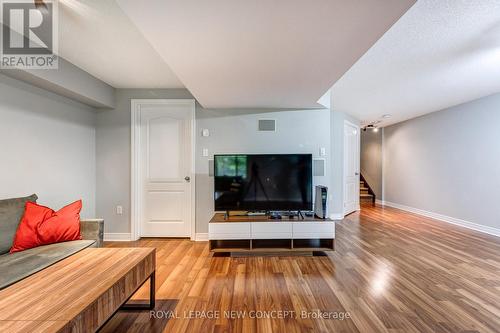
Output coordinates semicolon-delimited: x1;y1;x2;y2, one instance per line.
380;201;500;238
330;213;344;221
104;233;132;241
343;119;361;216
131;99;196;241
195;233;208;241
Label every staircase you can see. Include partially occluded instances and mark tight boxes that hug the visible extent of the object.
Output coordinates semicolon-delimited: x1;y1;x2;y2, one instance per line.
360;177;375;204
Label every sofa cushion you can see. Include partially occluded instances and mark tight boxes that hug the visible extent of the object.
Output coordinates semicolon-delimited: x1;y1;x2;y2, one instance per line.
0;239;95;290
0;194;38;255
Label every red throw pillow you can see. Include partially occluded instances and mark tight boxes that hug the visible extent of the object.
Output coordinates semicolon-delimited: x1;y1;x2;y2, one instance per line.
38;200;82;246
10;200;82;253
10;202;53;253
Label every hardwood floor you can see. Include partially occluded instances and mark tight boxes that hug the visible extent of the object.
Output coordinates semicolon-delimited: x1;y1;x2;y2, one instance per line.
101;204;500;333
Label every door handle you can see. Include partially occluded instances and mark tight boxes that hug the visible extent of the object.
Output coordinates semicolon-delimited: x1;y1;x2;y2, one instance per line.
355;172;359;176
184;176;191;182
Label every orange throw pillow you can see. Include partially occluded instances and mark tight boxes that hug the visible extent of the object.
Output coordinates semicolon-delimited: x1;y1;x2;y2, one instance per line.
10;200;82;253
38;200;82;246
10;202;53;253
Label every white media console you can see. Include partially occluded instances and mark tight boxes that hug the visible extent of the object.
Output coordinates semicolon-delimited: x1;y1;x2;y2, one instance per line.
209;213;335;254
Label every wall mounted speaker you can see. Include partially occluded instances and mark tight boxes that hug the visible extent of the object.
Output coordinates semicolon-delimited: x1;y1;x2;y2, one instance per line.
258;119;276;131
313;159;325;176
208;159;214;176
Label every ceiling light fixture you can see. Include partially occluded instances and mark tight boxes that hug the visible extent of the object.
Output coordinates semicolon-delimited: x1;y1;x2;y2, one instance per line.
362;115;392;131
34;0;47;11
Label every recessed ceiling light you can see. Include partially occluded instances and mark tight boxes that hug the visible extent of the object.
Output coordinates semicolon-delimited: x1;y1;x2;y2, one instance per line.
382;114;392;119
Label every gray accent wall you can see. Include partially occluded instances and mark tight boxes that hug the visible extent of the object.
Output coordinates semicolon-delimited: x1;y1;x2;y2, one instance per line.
0;74;97;217
96;89;331;234
384;93;500;230
360;130;382;198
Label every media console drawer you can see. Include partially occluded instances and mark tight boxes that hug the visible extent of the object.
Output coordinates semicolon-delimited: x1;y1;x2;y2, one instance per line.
209;222;251;239
292;222;335;238
251;222;292;239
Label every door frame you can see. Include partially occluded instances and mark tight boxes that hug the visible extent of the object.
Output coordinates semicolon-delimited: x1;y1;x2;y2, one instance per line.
343;120;360;215
131;99;196;241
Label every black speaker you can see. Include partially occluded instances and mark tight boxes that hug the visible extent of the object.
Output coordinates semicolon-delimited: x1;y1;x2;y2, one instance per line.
314;186;328;219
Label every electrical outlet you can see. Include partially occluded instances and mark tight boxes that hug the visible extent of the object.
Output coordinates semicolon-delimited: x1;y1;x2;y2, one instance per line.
320;147;326;156
202;148;209;157
116;205;123;215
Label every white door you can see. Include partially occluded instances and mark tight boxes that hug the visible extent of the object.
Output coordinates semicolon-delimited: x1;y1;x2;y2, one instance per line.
343;121;360;215
136;100;194;238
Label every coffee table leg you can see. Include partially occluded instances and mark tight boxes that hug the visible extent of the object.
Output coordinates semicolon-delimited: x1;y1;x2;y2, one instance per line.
149;270;156;309
121;271;156;310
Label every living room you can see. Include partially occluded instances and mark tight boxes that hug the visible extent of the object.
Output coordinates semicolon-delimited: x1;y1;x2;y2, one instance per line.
1;1;500;333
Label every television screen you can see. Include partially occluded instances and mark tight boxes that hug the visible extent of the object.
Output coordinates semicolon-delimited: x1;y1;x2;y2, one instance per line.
214;154;313;211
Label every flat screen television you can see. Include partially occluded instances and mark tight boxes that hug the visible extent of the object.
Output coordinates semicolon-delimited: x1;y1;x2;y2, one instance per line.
214;154;313;211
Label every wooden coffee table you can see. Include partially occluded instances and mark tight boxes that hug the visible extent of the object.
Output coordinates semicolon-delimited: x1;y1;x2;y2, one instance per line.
0;247;156;333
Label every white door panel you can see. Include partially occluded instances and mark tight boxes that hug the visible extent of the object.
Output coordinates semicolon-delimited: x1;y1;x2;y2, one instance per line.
147;116;182;180
138;100;194;237
147;191;184;221
344;121;360;215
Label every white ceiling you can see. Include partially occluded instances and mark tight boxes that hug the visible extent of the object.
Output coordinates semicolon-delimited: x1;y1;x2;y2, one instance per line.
58;0;183;88
332;0;500;127
116;0;415;109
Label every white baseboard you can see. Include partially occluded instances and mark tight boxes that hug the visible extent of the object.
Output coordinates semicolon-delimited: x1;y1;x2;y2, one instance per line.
375;199;385;205
380;201;500;238
329;213;344;221
195;233;208;241
105;232;209;242
104;233;132;241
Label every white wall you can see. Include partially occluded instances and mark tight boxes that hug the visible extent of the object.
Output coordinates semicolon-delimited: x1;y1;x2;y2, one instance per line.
95;90;331;235
196;108;331;233
0;74;97;217
96;89;194;234
384;93;500;233
329;106;361;218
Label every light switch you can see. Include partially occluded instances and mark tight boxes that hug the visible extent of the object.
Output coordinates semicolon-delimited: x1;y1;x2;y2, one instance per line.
202;129;210;137
320;147;326;156
202;148;209;157
116;205;123;215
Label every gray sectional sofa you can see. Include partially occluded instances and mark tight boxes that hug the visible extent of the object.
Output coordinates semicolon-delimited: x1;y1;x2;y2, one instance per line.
0;194;104;290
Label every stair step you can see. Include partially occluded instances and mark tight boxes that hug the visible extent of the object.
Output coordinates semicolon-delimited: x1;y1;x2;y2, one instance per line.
360;194;373;198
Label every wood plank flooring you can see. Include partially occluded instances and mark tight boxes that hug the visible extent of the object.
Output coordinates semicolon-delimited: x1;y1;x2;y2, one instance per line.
101;204;500;333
